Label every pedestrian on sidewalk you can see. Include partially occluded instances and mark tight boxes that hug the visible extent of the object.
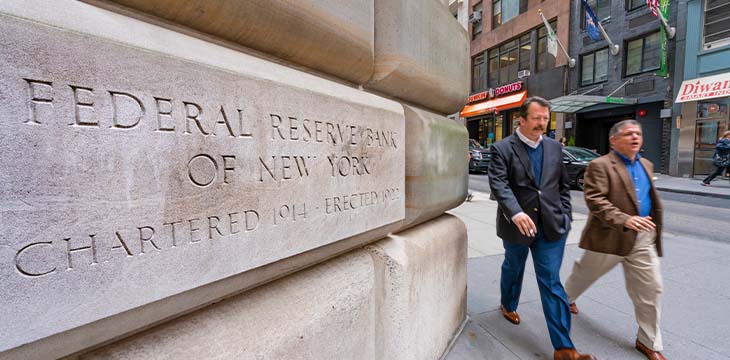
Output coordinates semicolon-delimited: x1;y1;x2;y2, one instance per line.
564;120;666;360
488;97;596;360
701;130;730;186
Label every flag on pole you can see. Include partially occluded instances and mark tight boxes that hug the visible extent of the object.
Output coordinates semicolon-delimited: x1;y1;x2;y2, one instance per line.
582;0;601;41
657;0;669;76
540;15;559;59
647;0;660;17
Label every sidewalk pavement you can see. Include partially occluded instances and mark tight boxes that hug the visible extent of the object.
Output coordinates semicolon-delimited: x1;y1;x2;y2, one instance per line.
444;187;730;360
653;173;730;199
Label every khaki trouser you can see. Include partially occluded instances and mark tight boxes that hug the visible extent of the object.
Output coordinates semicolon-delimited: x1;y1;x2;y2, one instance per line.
565;231;663;351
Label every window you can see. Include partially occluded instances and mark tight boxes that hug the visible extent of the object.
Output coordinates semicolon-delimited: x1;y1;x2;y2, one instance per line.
626;32;660;75
472;2;483;39
519;34;531;71
499;40;519;83
472;54;487;92
488;49;499;86
537;20;557;72
704;0;730;49
492;0;528;29
487;33;531;86
627;0;646;11
580;48;609;86
582;0;610;28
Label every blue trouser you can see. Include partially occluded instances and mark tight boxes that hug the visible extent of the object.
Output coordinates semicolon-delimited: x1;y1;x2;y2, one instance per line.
500;230;574;350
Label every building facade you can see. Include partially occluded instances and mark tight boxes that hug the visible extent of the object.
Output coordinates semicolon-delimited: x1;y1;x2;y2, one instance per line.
562;0;678;172
672;0;730;177
462;0;571;146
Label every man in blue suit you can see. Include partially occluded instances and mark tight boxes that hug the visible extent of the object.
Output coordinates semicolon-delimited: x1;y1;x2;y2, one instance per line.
488;97;595;360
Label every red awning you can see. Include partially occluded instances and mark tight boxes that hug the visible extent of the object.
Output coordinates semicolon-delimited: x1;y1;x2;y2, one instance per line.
460;91;527;118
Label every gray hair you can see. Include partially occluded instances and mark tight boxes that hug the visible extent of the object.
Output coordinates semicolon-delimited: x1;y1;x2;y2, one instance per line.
723;130;730;138
609;119;642;137
519;96;551;118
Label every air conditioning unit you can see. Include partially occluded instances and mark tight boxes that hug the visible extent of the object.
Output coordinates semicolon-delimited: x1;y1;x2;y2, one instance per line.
469;11;482;23
517;69;531;79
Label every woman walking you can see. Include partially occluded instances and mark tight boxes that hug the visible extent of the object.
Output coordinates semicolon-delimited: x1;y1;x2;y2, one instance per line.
701;130;730;186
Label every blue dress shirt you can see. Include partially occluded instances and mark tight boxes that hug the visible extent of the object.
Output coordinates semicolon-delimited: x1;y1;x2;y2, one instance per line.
613;150;652;217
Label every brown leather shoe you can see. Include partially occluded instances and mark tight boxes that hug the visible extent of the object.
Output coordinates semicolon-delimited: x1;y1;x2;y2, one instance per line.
553;348;597;360
570;302;579;315
635;340;666;360
500;305;520;325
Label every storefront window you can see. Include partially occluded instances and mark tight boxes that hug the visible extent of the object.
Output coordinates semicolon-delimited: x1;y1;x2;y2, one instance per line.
694;100;730;175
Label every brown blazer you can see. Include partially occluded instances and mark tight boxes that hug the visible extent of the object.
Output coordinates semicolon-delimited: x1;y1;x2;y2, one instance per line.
579;151;663;257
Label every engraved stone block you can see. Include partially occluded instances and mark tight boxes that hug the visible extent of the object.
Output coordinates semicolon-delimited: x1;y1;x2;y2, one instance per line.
107;0;375;84
366;0;470;115
402;105;468;230
0;1;403;356
367;214;468;359
78;251;377;360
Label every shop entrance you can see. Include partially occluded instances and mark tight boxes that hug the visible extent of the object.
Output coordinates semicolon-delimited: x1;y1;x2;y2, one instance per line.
693;100;729;175
466;114;504;146
575;113;634;155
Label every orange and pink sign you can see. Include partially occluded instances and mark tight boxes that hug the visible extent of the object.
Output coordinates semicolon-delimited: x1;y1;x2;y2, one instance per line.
676;72;730;103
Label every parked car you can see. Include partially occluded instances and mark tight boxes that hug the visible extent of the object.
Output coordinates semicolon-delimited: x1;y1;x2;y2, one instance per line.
562;146;600;190
468;139;491;173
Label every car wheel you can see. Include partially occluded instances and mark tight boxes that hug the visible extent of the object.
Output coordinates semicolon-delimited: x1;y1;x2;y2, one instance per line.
576;172;585;191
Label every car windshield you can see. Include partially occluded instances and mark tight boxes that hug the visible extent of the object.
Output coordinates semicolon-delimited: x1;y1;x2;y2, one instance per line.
565;147;599;161
469;139;485;150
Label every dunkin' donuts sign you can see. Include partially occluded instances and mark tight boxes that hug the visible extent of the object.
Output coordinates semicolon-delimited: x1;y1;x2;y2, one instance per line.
467;81;523;103
676;72;730;103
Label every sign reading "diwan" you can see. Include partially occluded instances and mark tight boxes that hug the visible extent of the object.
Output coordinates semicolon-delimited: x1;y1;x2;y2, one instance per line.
676;72;730;103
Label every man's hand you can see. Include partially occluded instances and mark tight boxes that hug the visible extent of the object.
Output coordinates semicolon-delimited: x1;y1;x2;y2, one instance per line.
512;213;537;237
624;216;656;232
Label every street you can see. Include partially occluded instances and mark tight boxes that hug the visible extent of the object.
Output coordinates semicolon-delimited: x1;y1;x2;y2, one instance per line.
469;173;730;244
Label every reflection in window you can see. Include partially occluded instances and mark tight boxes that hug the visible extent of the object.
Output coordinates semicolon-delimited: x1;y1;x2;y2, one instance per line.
704;0;730;49
582;0;610;28
626;32;660;75
697;121;720;145
493;0;528;29
580;48;608;86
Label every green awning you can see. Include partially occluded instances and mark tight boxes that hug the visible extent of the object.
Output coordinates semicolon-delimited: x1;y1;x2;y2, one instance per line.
549;95;638;113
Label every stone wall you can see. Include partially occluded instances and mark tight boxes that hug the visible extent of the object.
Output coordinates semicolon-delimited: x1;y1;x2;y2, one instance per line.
0;0;469;359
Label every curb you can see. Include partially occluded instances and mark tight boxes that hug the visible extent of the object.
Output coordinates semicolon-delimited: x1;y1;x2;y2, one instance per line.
655;186;730;199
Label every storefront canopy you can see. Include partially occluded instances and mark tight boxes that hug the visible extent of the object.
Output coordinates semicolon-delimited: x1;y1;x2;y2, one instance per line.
549;95;638;113
460;91;527;118
676;72;730;103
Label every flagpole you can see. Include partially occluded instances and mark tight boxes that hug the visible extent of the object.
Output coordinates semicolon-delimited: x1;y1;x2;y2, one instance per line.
538;10;575;68
595;21;620;55
653;6;676;39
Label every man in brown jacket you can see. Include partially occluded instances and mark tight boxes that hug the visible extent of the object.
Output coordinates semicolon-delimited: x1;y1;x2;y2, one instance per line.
564;120;666;360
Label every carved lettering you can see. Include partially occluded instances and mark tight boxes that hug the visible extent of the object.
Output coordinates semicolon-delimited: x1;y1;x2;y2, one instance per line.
110;91;145;129
65;235;98;270
189;218;202;243
15;241;56;277
327;155;371;177
154;97;175;132
138;226;160;254
222;155;236;184
70;85;97;127
184;101;209;135
212;106;236;137
238;109;253;138
111;231;134;256
188;154;218;187
24;78;53;125
270;113;285;140
208;216;223;239
163;221;182;248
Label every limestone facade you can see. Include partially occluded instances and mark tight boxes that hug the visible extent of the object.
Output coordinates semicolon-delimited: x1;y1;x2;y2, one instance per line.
0;0;469;359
